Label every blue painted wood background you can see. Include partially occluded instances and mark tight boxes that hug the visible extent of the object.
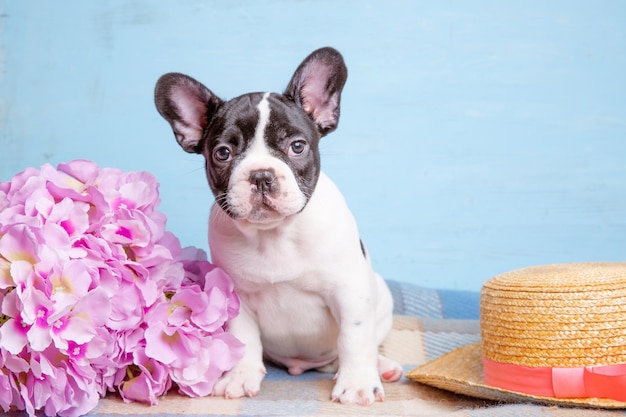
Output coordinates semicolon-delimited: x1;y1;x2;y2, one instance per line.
1;1;625;290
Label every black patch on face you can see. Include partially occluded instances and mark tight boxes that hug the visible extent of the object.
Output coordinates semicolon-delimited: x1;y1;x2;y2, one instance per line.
203;93;263;201
263;94;321;200
202;92;321;214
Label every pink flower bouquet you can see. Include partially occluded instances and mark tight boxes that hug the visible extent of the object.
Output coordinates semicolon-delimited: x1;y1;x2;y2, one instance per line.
0;160;244;417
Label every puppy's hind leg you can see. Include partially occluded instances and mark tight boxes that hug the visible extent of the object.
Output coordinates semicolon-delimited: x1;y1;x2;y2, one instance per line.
316;359;339;374
378;354;403;382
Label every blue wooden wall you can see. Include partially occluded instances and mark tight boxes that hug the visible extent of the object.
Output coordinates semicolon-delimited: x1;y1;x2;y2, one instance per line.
1;1;625;290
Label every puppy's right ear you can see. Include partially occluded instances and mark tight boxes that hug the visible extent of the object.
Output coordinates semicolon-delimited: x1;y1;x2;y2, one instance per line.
154;73;223;153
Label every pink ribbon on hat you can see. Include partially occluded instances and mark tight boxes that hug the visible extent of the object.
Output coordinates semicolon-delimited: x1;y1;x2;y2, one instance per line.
483;357;626;402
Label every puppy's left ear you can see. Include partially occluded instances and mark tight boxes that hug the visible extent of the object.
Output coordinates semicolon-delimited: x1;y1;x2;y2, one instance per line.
284;47;348;136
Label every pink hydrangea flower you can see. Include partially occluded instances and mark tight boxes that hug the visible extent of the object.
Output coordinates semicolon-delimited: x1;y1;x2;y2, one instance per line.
118;347;172;405
0;160;243;416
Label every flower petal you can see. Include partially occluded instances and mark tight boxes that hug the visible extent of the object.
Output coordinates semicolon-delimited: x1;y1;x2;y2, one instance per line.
0;224;39;264
0;318;29;354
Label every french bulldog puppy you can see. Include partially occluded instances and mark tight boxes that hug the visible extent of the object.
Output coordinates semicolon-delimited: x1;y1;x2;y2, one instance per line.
154;47;402;405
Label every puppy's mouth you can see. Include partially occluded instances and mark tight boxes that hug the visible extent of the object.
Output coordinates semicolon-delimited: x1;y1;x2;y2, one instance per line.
248;198;284;223
250;192;280;213
219;188;305;225
259;195;279;211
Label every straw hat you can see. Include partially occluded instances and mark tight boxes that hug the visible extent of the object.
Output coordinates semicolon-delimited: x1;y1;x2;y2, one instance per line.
406;262;626;408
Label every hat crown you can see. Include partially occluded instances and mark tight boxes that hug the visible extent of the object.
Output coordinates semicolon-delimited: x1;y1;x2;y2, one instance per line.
480;262;626;368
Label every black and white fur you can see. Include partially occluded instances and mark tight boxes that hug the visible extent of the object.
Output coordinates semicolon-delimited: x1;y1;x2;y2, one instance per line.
154;47;402;405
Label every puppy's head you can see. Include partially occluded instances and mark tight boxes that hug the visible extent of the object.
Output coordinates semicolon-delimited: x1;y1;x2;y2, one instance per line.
155;47;347;226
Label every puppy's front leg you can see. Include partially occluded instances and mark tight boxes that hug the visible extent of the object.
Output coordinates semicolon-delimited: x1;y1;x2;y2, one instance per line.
212;307;266;398
330;287;384;405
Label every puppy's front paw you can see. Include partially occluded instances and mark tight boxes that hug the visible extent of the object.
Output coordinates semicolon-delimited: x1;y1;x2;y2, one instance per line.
213;363;267;399
331;367;384;405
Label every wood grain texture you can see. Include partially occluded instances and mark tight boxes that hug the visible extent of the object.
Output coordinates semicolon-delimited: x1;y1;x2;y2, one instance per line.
1;1;625;290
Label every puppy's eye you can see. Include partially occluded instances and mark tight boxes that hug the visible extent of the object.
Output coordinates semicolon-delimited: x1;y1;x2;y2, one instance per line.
213;146;232;162
288;140;308;157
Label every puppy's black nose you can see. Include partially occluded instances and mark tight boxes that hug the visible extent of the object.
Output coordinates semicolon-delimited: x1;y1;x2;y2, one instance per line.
249;169;276;193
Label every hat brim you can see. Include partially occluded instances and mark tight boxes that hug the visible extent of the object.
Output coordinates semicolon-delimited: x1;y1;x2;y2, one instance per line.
406;343;626;409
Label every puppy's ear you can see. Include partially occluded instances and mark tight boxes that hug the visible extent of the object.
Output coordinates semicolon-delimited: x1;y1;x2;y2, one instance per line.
284;47;348;136
154;73;223;153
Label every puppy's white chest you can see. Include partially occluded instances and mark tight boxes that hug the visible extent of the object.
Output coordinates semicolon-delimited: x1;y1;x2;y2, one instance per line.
217;225;312;286
243;283;339;367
